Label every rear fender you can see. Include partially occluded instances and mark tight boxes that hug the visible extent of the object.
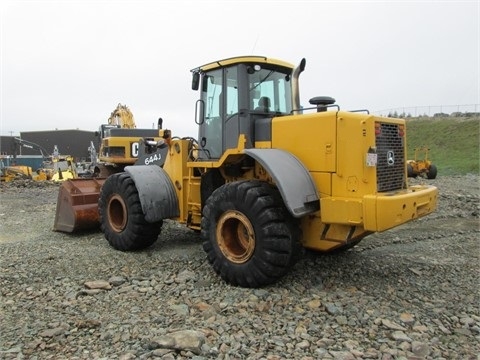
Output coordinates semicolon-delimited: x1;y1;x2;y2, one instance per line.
244;149;319;217
125;165;179;223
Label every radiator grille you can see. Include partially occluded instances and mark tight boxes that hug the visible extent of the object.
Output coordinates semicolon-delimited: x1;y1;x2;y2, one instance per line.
375;122;406;192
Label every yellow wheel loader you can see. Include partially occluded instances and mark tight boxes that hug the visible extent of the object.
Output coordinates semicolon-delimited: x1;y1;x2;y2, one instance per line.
54;55;438;288
407;146;437;179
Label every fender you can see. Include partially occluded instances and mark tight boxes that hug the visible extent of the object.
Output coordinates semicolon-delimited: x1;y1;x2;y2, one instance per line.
244;149;319;217
124;165;180;223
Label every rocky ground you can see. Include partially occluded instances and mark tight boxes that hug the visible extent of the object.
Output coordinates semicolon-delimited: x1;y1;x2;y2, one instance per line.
0;175;478;360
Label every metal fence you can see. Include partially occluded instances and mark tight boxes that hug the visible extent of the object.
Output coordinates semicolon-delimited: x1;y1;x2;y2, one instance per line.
374;104;480;117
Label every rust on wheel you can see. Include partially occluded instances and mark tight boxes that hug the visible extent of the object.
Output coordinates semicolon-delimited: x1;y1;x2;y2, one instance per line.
107;194;128;233
216;210;255;264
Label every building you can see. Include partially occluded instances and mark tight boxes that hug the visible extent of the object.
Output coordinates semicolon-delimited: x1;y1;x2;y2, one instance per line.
0;136;16;156
0;130;97;169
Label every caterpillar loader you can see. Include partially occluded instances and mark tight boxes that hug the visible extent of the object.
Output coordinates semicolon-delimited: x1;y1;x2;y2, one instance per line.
54;55;438;287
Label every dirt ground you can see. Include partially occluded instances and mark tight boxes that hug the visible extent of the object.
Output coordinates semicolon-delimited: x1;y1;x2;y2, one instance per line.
0;175;479;359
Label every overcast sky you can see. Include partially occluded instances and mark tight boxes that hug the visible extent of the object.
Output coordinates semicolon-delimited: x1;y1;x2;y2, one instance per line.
1;0;478;137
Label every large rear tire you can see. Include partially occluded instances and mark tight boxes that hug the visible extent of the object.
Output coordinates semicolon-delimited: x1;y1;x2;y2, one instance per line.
201;180;302;288
99;172;162;251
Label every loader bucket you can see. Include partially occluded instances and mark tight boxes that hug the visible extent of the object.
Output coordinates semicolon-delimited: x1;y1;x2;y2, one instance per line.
53;178;107;233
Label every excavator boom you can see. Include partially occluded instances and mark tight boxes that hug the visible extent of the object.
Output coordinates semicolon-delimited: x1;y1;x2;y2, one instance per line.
108;103;136;129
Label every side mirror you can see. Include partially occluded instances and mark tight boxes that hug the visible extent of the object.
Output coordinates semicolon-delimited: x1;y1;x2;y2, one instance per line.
192;72;200;90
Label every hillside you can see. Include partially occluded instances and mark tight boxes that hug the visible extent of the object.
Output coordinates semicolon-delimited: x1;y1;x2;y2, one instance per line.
405;116;479;175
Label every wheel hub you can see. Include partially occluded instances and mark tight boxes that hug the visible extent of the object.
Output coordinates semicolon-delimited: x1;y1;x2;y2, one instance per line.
107;194;128;233
216;210;255;264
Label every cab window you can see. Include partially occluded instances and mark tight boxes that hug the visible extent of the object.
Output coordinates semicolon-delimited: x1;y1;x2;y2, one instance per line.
249;68;292;114
200;69;223;158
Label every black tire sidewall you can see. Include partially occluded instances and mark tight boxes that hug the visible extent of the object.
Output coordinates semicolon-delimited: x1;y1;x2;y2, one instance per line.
428;164;438;179
407;164;415;178
201;180;300;287
99;172;161;251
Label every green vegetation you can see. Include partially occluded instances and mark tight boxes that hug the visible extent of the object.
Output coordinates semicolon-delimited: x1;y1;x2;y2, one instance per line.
405;116;479;175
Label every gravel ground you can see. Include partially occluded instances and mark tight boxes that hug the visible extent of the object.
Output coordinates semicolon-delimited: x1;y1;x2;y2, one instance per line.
0;175;478;360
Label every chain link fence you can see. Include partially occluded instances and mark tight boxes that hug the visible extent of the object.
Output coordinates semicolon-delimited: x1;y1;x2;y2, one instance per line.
374;104;480;118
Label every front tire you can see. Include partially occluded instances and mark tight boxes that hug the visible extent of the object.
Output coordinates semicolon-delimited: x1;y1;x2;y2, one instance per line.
201;180;302;288
99;172;162;251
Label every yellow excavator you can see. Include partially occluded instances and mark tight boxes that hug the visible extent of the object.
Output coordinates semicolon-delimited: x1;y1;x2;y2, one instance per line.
54;55;438;288
92;103;165;177
108;103;136;129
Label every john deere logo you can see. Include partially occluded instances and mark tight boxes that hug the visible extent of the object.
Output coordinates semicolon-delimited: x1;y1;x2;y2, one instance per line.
387;151;395;166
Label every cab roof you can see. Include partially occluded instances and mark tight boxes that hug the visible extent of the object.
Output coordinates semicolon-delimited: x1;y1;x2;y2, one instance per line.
192;56;295;73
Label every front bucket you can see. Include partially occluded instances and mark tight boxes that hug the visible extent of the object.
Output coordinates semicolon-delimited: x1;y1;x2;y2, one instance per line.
53;178;107;233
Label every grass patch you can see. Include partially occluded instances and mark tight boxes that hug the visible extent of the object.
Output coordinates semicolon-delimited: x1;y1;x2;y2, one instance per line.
405;116;479;175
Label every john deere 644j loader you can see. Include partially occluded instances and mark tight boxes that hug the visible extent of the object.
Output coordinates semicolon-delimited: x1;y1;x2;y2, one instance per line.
54;55;437;288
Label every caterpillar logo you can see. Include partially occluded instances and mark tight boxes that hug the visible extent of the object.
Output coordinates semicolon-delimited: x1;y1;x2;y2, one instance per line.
131;142;140;157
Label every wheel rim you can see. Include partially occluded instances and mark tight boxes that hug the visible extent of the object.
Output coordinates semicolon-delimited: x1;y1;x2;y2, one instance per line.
107;194;128;233
216;210;255;264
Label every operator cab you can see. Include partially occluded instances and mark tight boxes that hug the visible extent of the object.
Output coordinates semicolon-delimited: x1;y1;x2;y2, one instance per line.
192;56;296;160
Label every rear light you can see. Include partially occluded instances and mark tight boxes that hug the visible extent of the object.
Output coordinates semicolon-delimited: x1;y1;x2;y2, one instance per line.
398;124;405;137
375;123;382;135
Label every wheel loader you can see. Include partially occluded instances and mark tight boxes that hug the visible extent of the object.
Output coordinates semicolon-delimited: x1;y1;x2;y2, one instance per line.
54;55;438;288
407;146;437;179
